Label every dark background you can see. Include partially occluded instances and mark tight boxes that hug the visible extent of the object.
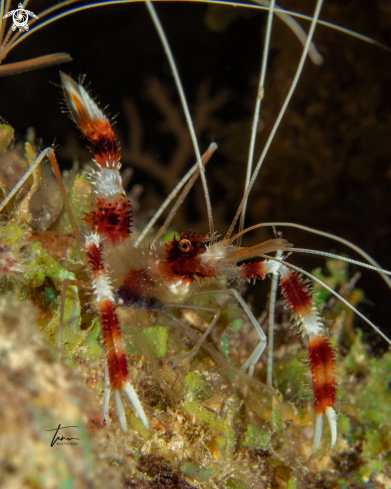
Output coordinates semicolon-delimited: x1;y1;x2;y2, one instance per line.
1;0;391;350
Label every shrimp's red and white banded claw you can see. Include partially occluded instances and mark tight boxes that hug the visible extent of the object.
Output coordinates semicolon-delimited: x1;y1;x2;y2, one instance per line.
225;256;338;452
279;267;338;452
86;233;148;430
60;72;132;246
60;73;147;431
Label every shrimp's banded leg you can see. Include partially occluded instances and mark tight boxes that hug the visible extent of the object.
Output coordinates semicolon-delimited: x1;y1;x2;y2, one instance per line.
237;260;281;376
279;267;337;453
60;73;148;430
238;258;337;451
170;289;268;377
86;233;148;430
166;304;221;368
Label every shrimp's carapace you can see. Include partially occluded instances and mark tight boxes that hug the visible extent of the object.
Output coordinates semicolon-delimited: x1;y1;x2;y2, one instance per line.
161;232;216;282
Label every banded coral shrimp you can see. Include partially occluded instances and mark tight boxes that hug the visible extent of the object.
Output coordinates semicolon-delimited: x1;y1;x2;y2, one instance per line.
1;0;391;487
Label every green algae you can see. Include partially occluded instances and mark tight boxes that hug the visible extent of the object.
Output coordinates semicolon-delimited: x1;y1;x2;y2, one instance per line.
1;224;24;244
128;409;151;439
287;476;297;489
180;462;212;483
53;174;94;236
313;259;351;303
242;424;271;450
125;325;168;359
0;122;14;154
142;326;168;359
75;319;104;360
183;372;235;458
28;241;82;350
223;478;252;489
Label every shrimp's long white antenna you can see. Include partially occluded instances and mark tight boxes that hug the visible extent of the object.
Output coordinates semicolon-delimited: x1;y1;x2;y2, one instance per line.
284;248;391;278
2;0;322;67
258;254;391;347
151;144;217;246
0;148;49;212
5;0;391;71
135;142;217;247
238;1;391;55
253;0;323;65
239;0;276;245
267;249;281;387
145;0;215;244
0;0;11;45
230;222;391;291
226;0;325;239
134;162;199;248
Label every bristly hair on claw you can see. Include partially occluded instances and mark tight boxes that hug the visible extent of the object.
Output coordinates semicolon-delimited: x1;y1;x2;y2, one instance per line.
60;72;121;170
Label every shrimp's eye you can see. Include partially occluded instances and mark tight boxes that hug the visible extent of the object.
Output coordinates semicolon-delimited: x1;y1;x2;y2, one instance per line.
178;239;192;252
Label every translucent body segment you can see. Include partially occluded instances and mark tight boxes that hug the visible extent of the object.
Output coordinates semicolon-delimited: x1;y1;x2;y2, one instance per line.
117;268;161;309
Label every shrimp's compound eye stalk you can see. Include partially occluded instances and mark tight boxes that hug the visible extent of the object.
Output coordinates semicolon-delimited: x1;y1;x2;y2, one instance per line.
178;239;192;253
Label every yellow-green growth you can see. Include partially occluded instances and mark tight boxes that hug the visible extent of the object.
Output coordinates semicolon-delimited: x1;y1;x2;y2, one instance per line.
27;241;82;350
74;319;104;360
2;225;24;244
242;424;271;450
223;478;251;489
180;462;212;483
125;326;168;359
183;372;235;458
127;409;150;439
0;122;14;154
53;174;94;235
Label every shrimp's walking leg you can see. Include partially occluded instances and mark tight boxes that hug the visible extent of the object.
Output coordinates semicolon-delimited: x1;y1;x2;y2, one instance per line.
266;270;279;386
171;289;268;377
166;305;221;368
267;251;282;387
101;356;111;429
